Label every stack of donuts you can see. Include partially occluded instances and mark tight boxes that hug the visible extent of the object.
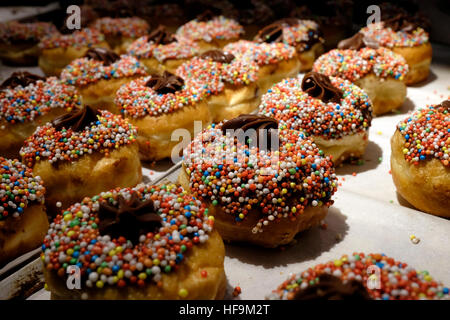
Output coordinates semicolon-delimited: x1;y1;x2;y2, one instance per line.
0;1;448;301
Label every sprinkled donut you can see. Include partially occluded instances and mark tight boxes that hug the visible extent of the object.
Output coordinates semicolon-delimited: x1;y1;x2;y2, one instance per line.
258;72;372;164
115;71;212;161
360;15;432;85
61;47;147;114
176;41;299;121
313;47;408;115
20;106;142;216
42;183;226;300
179;115;337;247
255;18;324;71
0;157;48;265
38;28;110;76
0;72;81;159
176;13;244;52
267;252;450;300
0;21;57;65
89;17;149;53
391;100;450;217
127;25;200;74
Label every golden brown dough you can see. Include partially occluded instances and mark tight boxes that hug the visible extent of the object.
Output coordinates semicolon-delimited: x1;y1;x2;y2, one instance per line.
391;130;450;217
32;144;142;216
392;43;432;85
0;204;48;266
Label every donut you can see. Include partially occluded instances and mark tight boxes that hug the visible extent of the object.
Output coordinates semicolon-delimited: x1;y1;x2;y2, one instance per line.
61;47;147;114
176;11;244;53
360;15;432;85
0;72;81;159
176;41;300;122
127;25;200;74
313;45;408;115
0;21;57;66
38;28;110;76
179;115;337;247
0;157;47;266
89;17;149;54
390;100;450;218
254;18;324;72
258;72;372;165
42;183;226;300
267;252;450;300
115;71;212;162
20;106;142;217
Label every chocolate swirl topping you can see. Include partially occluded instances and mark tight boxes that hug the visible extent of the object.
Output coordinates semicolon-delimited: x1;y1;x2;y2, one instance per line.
196;9;217;22
384;13;420;33
200;50;235;64
98;193;162;244
222;114;279;150
301;72;343;104
437;100;450;110
0;72;45;89
52;105;100;132
338;32;379;50
293;274;372;300
255;22;283;43
84;47;120;66
147;25;176;45
145;71;184;94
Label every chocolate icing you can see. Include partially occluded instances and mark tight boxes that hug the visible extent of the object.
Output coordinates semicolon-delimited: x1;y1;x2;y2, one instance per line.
222;114;279;149
196;9;216;22
293;274;372;300
98;193;162;244
84;47;120;66
52;105;100;132
145;71;184;94
255;18;321;50
255;22;283;43
200;50;235;63
437;100;450;109
0;72;45;89
337;32;379;50
384;13;420;33
301;72;342;104
147;25;176;45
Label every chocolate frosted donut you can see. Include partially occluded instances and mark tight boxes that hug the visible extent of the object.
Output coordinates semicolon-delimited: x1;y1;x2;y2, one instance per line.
115;70;212;162
259;72;372;164
255;18;324;71
20;106;142;216
0;72;81;159
267;253;450;300
61;48;147;114
127;25;200;74
42;183;226;299
313;47;408;115
179;116;337;247
89;17;149;54
38;28;110;76
176;14;244;52
359;17;432;85
0;21;57;65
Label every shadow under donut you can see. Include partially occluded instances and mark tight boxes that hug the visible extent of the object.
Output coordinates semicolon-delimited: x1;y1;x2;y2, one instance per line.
224;207;349;268
382;97;416;118
335;140;383;175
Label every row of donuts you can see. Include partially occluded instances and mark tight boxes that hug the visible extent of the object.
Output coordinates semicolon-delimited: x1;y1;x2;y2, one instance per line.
1;160;449;300
0;74;448;300
0;15;448;300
